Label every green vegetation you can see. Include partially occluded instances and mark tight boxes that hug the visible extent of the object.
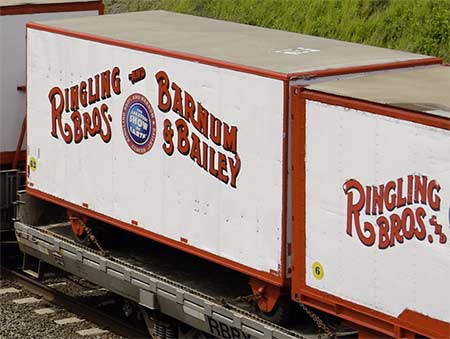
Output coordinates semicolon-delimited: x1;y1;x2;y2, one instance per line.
104;0;450;61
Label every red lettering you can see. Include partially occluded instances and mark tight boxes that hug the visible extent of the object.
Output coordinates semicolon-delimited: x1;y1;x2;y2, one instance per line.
70;85;79;111
176;119;190;155
64;88;70;112
217;152;228;184
91;106;101;135
49;87;64;139
389;214;404;246
162;119;174;156
401;208;415;240
414;175;427;204
407;175;413;204
192;103;209;138
82;112;91;139
71;111;83;144
184;91;195;122
49;68;120;145
415;207;427;240
223;122;237;154
111;66;121;95
171;82;184;117
228;155;241;188
189;132;202;166
88;75;100;105
209;147;218;178
100;70;111;99
385;181;396;211
344;179;365;237
372;185;384;215
155;70;171;112
397;177;406;207
99;104;111;143
377;216;390;249
345;175;445;249
209;113;222;146
365;186;372;215
201;142;208;171
344;179;375;246
428;180;441;211
80;81;88;107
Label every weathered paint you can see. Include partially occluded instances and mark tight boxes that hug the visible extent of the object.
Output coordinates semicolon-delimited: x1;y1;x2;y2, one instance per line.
0;9;98;157
27;28;285;274
304;99;450;323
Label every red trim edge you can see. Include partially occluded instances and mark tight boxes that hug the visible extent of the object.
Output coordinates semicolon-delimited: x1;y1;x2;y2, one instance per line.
1;151;26;166
27;186;285;287
26;22;289;81
0;1;103;16
24;21;441;82
288;57;442;80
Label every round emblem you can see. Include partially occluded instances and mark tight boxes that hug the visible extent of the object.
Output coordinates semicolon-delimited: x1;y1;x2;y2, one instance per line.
122;93;156;154
312;261;324;280
29;157;37;172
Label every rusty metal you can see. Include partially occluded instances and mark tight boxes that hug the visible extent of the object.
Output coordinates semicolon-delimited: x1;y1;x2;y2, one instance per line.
299;302;337;339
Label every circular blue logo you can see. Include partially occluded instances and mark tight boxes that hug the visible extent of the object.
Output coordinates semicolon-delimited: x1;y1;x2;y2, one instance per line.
122;94;156;154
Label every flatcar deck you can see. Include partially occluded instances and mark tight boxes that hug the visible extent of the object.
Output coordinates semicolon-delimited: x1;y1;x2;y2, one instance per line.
14;192;355;339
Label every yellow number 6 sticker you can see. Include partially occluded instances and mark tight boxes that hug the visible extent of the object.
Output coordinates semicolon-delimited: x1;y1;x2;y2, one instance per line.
312;262;324;280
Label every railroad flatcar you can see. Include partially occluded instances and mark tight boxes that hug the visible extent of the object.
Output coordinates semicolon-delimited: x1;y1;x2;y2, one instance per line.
24;10;449;338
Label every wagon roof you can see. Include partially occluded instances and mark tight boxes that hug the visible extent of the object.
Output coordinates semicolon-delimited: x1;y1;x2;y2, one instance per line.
307;65;450;119
31;10;434;76
1;0;97;6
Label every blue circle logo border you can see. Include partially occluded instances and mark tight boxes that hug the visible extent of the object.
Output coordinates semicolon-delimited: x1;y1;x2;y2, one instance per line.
122;93;156;154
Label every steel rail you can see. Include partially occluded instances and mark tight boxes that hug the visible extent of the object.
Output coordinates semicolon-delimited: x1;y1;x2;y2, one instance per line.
0;266;151;339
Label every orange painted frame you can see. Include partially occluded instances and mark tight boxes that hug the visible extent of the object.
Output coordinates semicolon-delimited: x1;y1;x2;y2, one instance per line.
290;86;450;339
0;1;104;16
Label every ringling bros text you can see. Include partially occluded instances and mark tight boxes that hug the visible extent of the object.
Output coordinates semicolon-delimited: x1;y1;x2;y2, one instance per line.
48;67;121;144
343;175;447;249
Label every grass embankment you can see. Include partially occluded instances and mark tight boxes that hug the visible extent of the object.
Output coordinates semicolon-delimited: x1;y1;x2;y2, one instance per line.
104;0;450;61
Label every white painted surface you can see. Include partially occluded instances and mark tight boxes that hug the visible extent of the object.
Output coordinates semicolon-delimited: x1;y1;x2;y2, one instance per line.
305;100;450;322
0;10;98;154
27;29;285;274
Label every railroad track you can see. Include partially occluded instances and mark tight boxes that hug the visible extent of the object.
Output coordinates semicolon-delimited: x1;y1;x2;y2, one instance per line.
0;266;150;339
